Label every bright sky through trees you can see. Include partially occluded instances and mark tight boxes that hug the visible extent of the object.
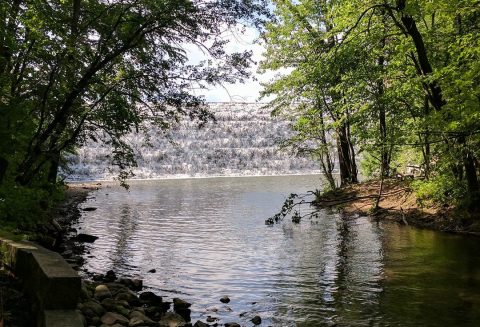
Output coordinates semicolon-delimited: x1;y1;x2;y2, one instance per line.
186;25;273;102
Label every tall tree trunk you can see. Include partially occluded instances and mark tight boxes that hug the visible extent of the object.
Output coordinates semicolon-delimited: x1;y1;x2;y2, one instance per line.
377;10;390;178
377;53;389;178
47;151;60;184
459;136;480;210
394;0;479;200
421;96;431;179
0;156;8;185
318;110;336;189
337;123;357;186
464;152;479;196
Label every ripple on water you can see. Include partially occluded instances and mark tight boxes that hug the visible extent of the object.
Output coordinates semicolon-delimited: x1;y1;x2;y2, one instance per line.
76;175;480;326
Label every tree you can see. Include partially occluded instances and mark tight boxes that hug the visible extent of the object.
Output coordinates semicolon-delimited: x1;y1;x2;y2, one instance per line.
336;0;480;208
260;0;359;187
0;0;268;187
263;0;480;213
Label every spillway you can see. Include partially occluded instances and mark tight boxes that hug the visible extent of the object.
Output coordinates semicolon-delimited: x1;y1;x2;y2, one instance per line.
65;102;320;180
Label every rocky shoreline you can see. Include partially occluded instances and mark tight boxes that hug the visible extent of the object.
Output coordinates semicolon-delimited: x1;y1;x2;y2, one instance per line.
48;184;262;327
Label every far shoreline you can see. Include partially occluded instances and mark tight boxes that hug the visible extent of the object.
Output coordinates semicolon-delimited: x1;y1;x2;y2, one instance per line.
66;171;328;185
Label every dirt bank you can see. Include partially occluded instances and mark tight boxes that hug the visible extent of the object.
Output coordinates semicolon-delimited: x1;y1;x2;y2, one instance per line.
314;179;480;236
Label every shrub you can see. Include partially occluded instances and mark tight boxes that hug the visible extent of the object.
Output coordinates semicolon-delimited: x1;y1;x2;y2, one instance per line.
0;182;64;231
412;175;466;207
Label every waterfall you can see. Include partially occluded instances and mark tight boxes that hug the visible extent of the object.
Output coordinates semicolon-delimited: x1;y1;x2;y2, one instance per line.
64;102;320;181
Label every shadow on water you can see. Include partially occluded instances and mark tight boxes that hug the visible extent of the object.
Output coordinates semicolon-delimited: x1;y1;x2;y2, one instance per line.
377;225;480;326
76;175;480;326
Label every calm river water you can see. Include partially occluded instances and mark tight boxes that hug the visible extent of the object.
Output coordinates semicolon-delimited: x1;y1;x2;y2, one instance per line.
76;175;480;326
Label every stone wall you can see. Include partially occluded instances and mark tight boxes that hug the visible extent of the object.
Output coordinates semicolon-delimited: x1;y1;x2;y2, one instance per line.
0;237;83;327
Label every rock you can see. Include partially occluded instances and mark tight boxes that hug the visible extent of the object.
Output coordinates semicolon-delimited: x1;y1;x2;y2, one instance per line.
205;307;218;313
93;274;105;282
128;317;144;327
158;312;187;327
206;316;217;322
224;323;240;327
173;298;191;322
95;285;112;300
144;306;162;320
175;308;191;322
105;270;117;282
160;301;172;312
219;296;230;304
91;316;101;326
81;282;93;300
106;282;129;294
131;279;143;291
139;291;162;305
95;284;109;293
251;316;262;325
101;312;129;326
128;311;158;327
173;298;191;309
83;207;98;211
99;300;129;317
193;321;209;327
101;298;120;311
147;268;156;273
118;278;143;291
129;311;155;326
116;290;140;306
116;300;130;308
76;233;99;243
80;306;97;321
115;305;130;318
131;307;145;314
82;300;106;317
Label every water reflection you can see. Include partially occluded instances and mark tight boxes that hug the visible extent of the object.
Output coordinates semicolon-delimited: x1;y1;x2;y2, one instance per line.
76;175;480;326
378;225;480;326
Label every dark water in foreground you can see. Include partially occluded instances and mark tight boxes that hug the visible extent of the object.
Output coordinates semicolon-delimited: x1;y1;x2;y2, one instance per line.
76;175;480;326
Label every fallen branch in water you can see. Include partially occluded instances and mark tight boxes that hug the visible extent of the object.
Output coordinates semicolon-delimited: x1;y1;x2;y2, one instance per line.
266;186;412;225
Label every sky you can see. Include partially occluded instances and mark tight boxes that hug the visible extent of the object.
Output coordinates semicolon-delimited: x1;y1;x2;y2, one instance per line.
185;25;277;103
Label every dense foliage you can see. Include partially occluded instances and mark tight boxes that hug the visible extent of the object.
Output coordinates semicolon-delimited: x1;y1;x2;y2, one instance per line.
260;0;480;211
0;0;267;227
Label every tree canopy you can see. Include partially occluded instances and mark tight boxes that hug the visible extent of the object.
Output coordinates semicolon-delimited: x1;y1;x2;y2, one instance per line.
260;0;480;211
0;0;270;187
0;0;269;225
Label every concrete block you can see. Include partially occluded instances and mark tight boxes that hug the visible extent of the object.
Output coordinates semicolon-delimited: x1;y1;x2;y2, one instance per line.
0;237;81;311
43;310;84;327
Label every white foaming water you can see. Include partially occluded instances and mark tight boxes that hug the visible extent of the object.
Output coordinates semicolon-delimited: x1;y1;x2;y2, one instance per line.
65;103;320;181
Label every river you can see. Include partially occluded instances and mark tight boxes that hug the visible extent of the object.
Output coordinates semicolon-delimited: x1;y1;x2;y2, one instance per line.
75;175;480;326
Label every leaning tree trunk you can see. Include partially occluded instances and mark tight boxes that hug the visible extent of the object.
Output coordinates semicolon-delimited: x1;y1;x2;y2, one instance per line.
394;0;479;205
